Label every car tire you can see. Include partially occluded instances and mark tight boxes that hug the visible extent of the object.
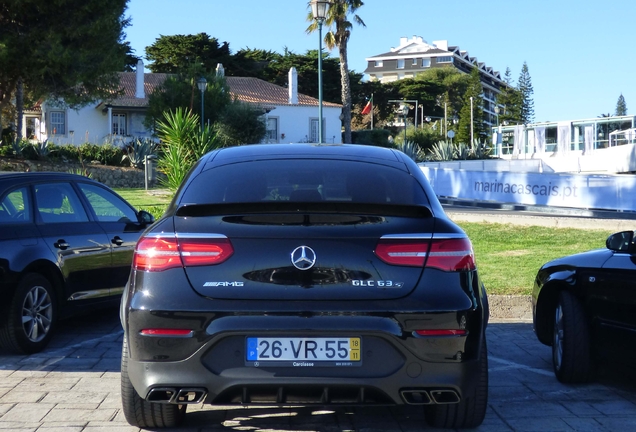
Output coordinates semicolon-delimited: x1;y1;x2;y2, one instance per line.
424;337;488;429
0;273;57;354
121;337;186;428
552;290;592;383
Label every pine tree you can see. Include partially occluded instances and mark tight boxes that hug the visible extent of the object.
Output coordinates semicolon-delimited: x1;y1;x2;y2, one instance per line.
457;67;484;145
615;94;627;116
518;62;534;124
496;67;522;125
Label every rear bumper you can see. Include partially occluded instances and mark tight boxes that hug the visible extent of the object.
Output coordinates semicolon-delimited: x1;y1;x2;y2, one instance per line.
125;313;486;407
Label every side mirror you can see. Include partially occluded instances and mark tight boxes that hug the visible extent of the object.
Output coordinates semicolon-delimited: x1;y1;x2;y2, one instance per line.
606;231;634;252
137;210;155;226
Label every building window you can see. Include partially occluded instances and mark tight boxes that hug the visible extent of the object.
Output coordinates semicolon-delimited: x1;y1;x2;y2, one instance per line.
437;56;453;63
397;59;405;69
112;113;126;135
374;60;383;67
310;118;325;143
412;58;418;65
422;58;431;67
50;111;65;135
266;117;279;142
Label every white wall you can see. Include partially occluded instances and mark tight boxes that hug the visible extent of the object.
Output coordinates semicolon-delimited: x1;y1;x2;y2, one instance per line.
38;102;342;146
267;105;341;144
41;102;111;145
420;166;636;212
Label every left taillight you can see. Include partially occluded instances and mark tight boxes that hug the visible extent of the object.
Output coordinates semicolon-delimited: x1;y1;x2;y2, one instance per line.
133;235;234;272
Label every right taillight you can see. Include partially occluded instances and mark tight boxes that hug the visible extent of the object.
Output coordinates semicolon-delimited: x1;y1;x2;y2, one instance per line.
133;235;234;272
427;238;476;271
375;237;475;271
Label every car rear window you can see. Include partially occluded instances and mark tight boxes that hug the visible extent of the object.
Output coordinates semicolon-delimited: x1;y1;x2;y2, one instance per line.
181;160;429;206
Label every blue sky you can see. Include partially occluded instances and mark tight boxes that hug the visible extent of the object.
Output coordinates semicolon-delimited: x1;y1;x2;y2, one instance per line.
125;0;636;123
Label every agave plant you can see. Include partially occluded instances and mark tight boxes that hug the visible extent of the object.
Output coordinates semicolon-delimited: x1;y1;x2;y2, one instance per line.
469;139;492;159
31;139;51;159
67;167;93;178
457;142;471;160
396;140;423;162
428;140;457;161
122;138;159;169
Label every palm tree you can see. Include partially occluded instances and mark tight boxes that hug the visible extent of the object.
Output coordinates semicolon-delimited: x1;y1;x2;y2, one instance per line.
307;0;365;143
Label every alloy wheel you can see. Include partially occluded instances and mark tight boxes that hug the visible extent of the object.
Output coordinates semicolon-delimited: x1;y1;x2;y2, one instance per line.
21;285;53;343
552;303;564;371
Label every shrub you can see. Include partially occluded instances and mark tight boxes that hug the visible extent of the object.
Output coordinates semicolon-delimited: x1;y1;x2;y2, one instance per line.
215;102;267;146
156;108;223;190
351;129;392;147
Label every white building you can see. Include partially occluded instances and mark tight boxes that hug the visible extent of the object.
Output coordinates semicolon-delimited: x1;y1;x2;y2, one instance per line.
23;61;342;145
364;36;509;128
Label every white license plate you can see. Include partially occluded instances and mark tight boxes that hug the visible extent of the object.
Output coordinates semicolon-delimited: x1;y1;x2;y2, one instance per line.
246;337;361;363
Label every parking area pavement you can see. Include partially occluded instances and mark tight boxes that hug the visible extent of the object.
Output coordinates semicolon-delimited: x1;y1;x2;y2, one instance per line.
1;311;635;431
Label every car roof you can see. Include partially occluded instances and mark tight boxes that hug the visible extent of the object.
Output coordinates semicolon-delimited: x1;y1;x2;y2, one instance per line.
208;143;403;165
0;171;97;190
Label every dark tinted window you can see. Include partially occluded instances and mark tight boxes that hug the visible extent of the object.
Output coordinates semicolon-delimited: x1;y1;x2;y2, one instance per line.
0;187;31;223
35;183;89;223
78;183;137;223
182;160;429;205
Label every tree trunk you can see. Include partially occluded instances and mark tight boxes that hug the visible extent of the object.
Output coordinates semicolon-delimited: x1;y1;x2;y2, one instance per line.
16;77;24;144
339;43;352;144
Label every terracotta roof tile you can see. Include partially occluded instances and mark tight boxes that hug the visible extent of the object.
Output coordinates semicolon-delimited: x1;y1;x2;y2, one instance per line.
226;77;340;108
105;72;340;109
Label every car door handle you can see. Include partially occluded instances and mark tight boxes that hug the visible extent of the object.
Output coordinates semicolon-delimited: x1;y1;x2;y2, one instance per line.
111;236;124;246
54;239;69;250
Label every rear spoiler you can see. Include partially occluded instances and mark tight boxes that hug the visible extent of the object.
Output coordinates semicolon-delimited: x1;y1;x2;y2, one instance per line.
176;202;433;218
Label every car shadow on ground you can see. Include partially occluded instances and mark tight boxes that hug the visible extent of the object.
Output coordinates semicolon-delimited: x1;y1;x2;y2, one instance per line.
0;307;122;373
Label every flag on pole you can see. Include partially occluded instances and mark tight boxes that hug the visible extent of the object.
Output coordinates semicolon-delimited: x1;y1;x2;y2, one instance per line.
361;95;373;115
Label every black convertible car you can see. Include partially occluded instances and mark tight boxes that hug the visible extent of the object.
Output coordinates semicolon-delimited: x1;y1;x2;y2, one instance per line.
533;230;636;383
0;172;154;354
120;144;489;429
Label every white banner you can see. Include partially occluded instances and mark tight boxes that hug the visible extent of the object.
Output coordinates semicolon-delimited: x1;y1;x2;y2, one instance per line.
420;166;636;211
557;122;571;154
584;126;594;154
535;127;546;153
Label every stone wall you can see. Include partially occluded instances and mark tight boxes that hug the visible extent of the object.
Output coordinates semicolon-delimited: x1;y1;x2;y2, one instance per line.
0;157;159;188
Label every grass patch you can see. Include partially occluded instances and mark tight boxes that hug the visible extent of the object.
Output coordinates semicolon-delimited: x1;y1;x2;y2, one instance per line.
114;188;615;296
114;188;173;220
458;222;613;296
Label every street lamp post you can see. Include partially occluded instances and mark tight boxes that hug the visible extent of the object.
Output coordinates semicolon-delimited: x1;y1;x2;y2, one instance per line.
311;0;330;144
396;103;409;143
470;96;474;144
494;105;500;127
197;77;207;131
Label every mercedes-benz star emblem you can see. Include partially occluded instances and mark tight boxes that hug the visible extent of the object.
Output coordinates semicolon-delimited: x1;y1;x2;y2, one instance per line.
291;246;317;270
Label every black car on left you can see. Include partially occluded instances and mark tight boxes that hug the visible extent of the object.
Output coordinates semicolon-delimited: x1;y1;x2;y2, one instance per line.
0;172;154;354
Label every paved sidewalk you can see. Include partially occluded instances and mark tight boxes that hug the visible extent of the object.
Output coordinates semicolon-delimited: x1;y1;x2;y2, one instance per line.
1;312;636;431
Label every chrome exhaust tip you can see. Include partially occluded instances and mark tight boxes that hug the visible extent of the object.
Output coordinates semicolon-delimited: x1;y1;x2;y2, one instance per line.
400;389;433;405
429;389;460;404
175;388;207;404
147;387;177;404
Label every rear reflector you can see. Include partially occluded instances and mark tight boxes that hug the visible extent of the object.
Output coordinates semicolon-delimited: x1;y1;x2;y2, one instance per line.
414;329;467;336
140;329;194;337
133;235;234;272
375;237;475;271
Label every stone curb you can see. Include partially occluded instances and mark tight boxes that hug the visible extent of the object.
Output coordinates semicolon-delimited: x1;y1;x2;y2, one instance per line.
489;295;532;321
